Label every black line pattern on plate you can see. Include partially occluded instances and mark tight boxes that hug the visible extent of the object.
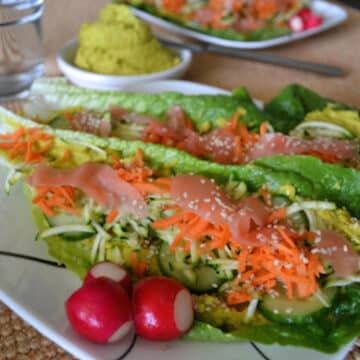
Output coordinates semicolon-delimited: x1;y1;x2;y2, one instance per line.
0;251;65;268
116;334;137;360
250;342;272;360
1;250;139;359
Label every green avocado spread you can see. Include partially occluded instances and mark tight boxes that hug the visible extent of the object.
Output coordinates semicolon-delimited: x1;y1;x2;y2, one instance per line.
305;104;360;138
74;4;180;75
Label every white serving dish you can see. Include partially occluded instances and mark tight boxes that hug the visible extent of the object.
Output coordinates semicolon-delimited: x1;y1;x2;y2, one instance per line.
0;80;355;360
56;39;192;91
131;0;347;49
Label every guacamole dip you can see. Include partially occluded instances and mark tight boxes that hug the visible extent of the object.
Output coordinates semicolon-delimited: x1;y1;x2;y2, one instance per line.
74;4;180;75
305;104;360;138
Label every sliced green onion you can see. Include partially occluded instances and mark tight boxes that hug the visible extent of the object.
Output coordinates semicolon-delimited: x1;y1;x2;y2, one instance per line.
39;225;95;239
208;259;238;271
286;201;336;216
303;209;319;232
245;299;259;323
325;275;360;288
69;140;107;156
290;121;354;140
190;239;199;264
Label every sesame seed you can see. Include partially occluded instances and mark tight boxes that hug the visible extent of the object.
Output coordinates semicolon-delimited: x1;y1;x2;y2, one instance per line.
343;245;348;253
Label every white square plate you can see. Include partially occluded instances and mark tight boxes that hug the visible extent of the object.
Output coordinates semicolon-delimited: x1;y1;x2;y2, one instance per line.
0;80;355;360
131;0;347;49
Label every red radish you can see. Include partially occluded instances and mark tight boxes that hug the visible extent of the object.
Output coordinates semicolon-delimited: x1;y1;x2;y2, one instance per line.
133;276;194;341
84;262;132;295
297;7;312;22
305;14;323;29
66;278;133;343
288;15;305;33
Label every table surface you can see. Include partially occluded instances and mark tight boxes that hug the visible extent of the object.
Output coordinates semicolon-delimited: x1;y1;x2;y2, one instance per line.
43;0;360;107
1;0;360;359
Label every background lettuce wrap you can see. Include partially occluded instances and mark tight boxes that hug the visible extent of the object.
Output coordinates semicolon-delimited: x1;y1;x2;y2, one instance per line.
264;84;360;134
118;1;294;42
25;77;360;137
1;107;360;353
24;77;268;132
23;78;360;169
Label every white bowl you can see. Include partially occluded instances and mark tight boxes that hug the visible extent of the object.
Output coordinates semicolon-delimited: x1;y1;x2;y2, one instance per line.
56;39;192;91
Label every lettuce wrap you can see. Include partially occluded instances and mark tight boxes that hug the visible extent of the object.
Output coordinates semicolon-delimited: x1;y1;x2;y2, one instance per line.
265;84;360;134
23;78;360;168
118;1;294;42
1;106;360;353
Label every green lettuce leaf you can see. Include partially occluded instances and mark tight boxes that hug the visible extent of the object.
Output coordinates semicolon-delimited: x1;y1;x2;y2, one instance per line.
265;84;359;133
27;77;268;131
1;105;360;217
23;184;93;278
2;107;360;352
185;285;360;354
120;1;291;41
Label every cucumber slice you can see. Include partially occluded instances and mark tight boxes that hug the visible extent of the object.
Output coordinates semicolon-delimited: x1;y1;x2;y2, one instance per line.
45;213;93;241
39;224;95;241
325;275;360;288
47;213;88;227
158;242;221;293
259;287;337;325
272;195;308;230
291;121;354;140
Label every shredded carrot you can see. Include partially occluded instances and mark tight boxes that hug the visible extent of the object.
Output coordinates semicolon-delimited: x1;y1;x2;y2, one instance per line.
227;111;240;132
0;127;53;163
106;209;119;224
277;227;296;249
305;150;339;164
112;148;155;186
152;210;231;253
227;290;251;305
162;0;185;13
136;148;144;167
260;121;268;136
130;252;149;278
231;227;325;302
61;149;72;162
63;113;74;122
239;124;250;144
37;201;56;217
267;207;287;223
260;187;272;206
153;201;326;303
152;212;186;230
238;248;249;273
133;182;167;195
186;218;209;239
33;185;79;217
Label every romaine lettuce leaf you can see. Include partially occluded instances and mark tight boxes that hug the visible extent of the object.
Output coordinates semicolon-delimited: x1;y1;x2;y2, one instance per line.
2;105;360;217
185;285;360;353
2;108;360;353
120;1;291;41
265;84;359;133
26;77;268;131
